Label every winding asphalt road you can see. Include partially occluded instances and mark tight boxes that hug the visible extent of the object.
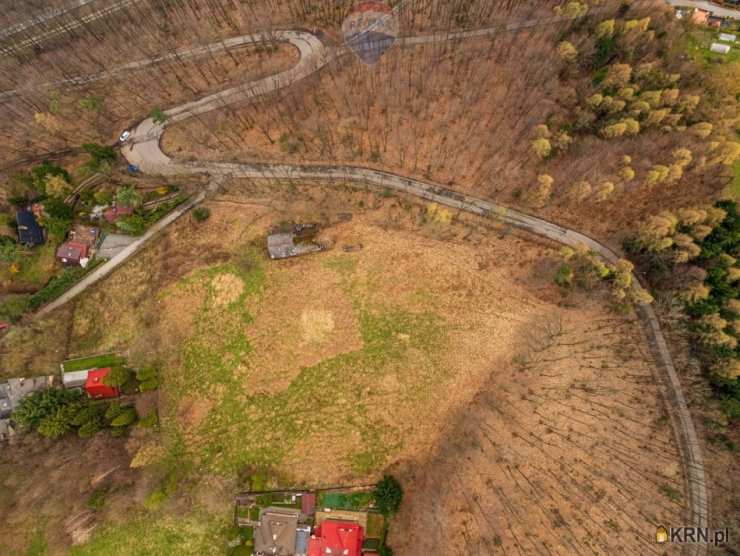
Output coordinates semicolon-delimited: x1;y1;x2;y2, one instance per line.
27;15;709;556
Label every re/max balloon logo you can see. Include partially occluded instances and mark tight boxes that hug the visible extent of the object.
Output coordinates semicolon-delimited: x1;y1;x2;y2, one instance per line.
342;1;399;65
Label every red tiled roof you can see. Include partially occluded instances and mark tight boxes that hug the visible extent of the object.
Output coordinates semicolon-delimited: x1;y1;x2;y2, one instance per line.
84;368;119;399
308;520;363;556
103;205;134;223
56;241;89;263
301;493;316;515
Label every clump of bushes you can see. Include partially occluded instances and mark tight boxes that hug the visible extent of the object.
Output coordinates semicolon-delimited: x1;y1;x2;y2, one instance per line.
555;245;653;306
83;143;116;171
373;475;403;516
27;266;91;311
13;388;137;439
371;475;403;556
192;207;211;222
136;366;160;392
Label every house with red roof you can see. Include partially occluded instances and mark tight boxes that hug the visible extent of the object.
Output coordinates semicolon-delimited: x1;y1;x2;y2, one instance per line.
307;520;364;556
56;241;90;266
84;368;119;399
56;224;100;266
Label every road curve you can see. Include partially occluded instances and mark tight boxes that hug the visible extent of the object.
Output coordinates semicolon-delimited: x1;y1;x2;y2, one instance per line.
83;20;708;556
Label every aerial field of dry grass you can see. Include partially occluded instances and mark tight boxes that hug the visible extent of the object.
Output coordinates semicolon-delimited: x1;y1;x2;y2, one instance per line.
0;180;686;554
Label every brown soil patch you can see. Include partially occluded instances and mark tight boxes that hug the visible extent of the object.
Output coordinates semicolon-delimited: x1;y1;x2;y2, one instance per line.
178;397;215;431
210;272;244;307
301;309;335;345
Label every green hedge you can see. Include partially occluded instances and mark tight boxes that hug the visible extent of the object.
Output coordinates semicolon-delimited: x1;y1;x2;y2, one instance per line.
28;260;103;312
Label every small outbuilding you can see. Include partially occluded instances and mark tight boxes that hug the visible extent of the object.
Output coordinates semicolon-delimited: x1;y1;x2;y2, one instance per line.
16;209;45;246
84;368;119;399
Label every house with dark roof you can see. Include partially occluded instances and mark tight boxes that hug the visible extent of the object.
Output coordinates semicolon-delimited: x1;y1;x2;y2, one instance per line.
254;507;300;556
15;209;45;246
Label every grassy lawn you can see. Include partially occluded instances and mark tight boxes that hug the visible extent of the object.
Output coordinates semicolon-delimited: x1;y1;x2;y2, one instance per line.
0;243;58;296
70;512;229;556
254;493;300;508
62;353;125;372
0;294;31;323
732;159;740;199
14;244;58;287
317;491;374;510
155;247;445;478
